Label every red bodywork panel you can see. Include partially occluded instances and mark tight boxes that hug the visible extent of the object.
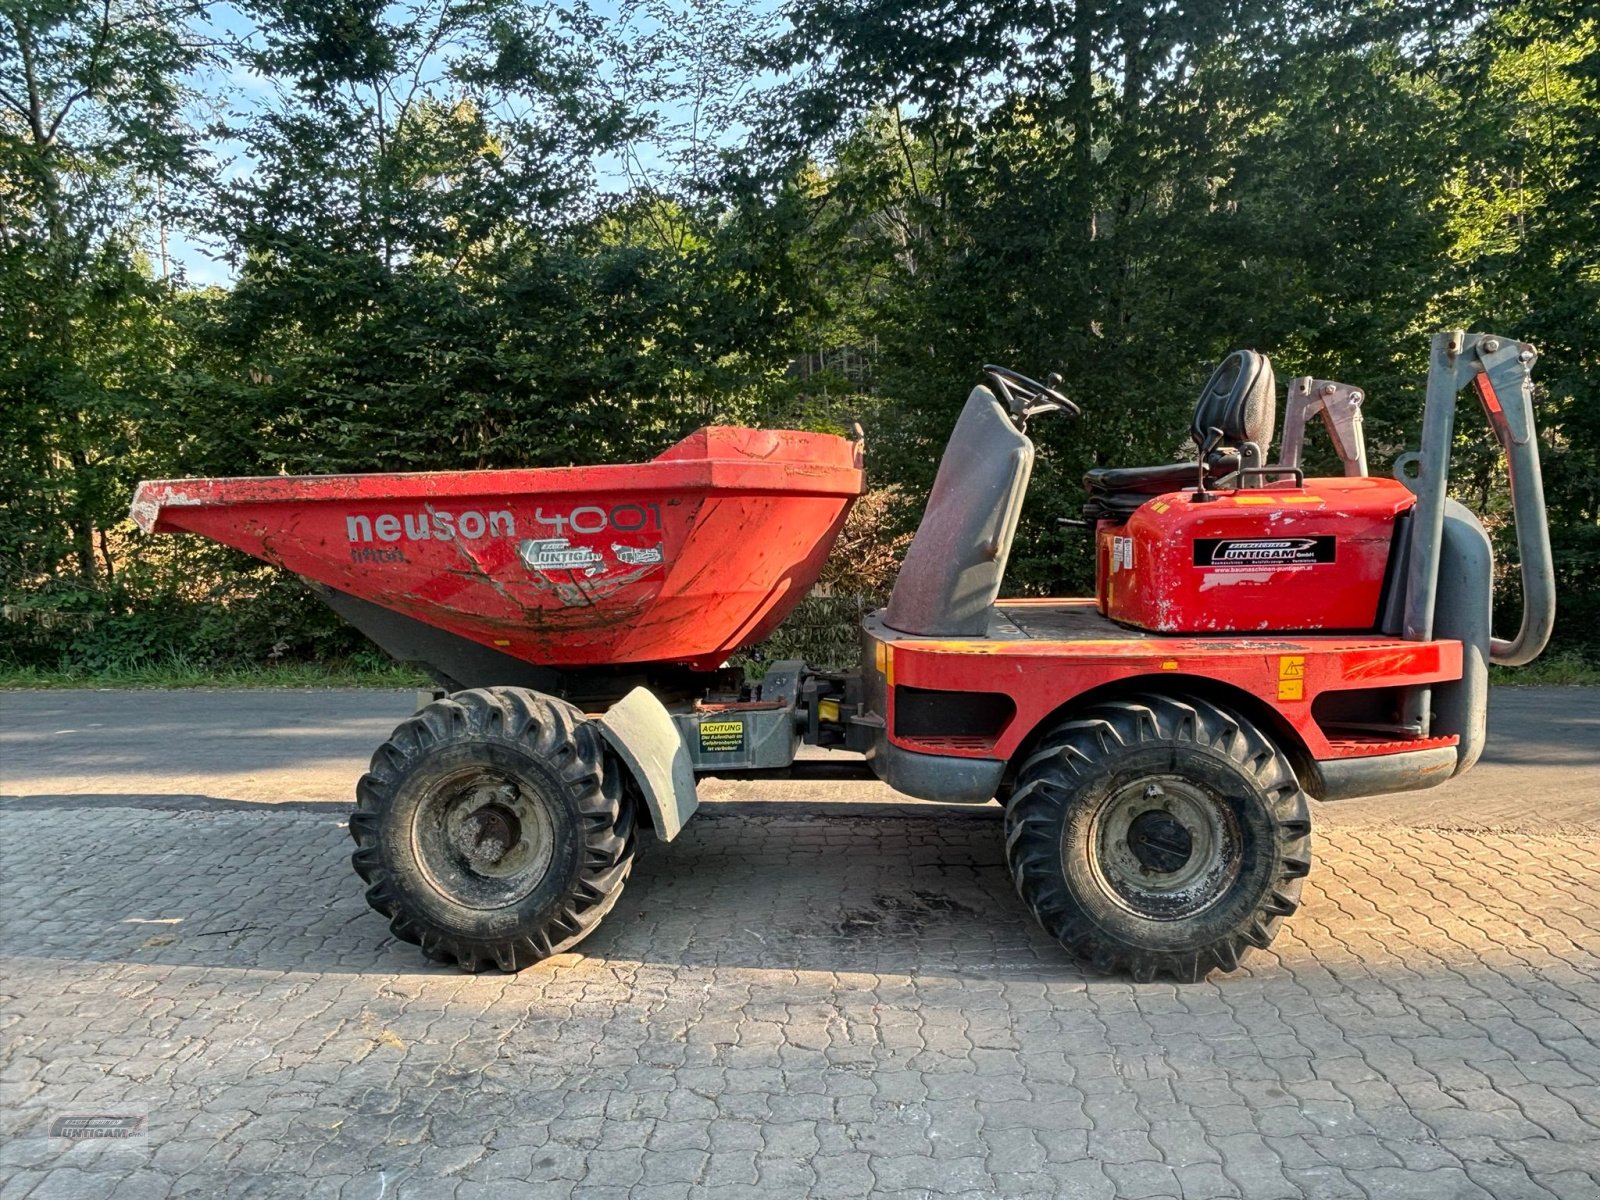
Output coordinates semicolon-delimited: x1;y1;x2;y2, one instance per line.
876;600;1461;764
132;428;865;671
1097;477;1416;634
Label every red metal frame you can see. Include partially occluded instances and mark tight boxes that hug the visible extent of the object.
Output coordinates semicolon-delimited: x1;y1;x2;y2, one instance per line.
877;600;1462;764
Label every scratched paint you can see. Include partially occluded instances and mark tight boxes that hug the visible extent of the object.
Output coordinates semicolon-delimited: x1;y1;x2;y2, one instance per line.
875;604;1463;765
1098;476;1414;634
129;427;865;671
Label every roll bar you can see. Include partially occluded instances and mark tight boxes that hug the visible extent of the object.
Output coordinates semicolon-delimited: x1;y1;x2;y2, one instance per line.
1397;331;1555;670
1278;378;1368;477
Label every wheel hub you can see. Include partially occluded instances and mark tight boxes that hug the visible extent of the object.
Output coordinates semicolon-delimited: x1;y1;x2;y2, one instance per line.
1088;777;1241;920
464;804;521;866
1127;809;1194;873
414;771;558;909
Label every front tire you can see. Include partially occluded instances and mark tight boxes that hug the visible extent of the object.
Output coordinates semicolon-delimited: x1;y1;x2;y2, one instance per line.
1005;694;1311;983
350;687;635;971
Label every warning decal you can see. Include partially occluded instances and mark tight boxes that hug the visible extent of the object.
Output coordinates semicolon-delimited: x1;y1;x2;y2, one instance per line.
1112;535;1135;572
698;719;745;754
1277;655;1306;701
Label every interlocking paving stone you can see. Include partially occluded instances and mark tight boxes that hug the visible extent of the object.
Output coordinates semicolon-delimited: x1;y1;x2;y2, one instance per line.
2;802;1598;1198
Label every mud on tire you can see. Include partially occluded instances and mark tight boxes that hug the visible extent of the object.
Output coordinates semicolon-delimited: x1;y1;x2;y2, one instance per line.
350;687;635;972
1004;694;1311;983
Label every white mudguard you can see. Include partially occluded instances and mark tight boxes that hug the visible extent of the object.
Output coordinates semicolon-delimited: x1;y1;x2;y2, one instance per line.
597;687;699;841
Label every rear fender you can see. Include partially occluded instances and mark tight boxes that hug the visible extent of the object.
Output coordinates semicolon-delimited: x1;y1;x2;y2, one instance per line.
1430;500;1492;775
598;688;699;841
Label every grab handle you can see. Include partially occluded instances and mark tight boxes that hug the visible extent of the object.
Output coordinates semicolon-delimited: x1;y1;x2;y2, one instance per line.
1472;338;1555;666
1400;332;1553;668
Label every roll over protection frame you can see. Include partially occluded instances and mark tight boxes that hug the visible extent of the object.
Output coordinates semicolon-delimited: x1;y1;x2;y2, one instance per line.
1397;331;1555;732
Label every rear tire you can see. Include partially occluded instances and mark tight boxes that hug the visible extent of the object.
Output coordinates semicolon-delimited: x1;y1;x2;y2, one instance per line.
350;687;635;971
1004;694;1311;983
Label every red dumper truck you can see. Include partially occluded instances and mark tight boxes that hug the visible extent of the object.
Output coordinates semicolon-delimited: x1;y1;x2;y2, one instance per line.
133;331;1553;981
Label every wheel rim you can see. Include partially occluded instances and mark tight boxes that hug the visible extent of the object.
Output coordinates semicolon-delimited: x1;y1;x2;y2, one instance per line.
1086;776;1241;920
411;769;558;910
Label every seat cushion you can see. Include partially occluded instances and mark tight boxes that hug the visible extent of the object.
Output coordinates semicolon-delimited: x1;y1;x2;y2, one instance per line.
1081;350;1268;526
1191;350;1276;449
1082;491;1156;523
1083;451;1240;497
1083;461;1202;497
1081;452;1241;524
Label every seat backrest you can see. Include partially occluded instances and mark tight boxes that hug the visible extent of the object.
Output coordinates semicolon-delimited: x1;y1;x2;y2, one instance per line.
885;386;1034;637
1191;350;1276;452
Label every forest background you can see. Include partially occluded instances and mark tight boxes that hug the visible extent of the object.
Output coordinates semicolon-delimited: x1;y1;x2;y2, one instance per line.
3;0;1597;682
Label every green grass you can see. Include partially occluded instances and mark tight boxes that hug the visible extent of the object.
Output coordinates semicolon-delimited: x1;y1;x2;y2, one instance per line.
1489;651;1600;687
0;654;430;690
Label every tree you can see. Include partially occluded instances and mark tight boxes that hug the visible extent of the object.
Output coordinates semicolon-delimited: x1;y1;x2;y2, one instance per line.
4;0;1597;671
0;0;210;599
1435;4;1600;653
749;0;1582;616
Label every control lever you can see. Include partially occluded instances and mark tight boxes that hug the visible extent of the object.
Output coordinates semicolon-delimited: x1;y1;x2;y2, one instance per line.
1192;427;1225;502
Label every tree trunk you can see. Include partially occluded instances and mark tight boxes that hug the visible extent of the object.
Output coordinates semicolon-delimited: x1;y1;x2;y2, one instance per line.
1069;0;1097;245
13;7;99;589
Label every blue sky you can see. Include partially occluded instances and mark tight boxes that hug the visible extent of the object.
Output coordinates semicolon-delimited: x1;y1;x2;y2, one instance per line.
168;0;781;287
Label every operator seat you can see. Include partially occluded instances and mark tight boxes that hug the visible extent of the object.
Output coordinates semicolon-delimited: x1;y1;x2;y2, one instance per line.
1082;350;1276;523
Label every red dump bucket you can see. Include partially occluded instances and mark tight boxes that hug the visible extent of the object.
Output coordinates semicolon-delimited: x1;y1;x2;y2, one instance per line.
131;428;865;670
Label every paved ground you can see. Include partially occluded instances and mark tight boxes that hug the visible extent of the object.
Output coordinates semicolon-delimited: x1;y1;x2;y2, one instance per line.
1;688;1597;1199
3;687;1596;825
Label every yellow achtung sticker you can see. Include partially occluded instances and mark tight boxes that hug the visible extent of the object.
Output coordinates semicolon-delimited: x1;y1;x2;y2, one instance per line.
1277;655;1306;701
698;720;745;754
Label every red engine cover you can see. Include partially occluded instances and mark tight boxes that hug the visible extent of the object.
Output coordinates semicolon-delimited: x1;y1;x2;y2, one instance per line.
1098;477;1416;634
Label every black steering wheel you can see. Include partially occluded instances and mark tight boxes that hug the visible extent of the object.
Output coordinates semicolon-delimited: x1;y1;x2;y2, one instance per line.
983;364;1082;420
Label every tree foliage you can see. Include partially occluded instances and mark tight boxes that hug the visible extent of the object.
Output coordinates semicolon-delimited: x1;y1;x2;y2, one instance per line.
2;0;209;599
1;0;1596;669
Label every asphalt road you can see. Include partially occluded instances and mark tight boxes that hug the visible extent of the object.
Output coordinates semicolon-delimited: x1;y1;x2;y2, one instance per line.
1;685;1596;827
